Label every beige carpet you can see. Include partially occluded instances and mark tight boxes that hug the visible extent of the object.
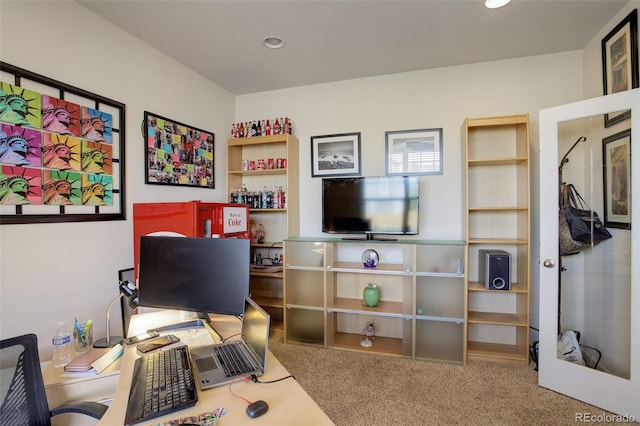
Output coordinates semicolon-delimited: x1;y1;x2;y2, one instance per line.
268;335;634;426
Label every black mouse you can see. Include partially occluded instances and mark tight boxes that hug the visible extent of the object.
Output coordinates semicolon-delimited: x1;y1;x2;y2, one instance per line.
246;400;269;418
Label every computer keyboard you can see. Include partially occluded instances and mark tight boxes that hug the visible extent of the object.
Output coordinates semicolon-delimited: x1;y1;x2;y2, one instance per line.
213;343;254;377
124;345;198;425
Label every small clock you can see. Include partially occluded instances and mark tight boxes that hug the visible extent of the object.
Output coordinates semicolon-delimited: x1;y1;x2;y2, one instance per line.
362;249;379;268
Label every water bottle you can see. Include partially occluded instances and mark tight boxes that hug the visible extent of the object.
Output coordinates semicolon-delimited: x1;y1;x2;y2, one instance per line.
52;321;72;368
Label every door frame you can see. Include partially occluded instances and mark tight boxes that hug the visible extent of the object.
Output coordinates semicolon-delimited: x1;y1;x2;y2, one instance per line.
538;88;639;419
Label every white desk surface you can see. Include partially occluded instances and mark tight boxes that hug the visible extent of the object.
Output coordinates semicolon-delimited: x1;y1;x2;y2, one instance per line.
99;310;334;425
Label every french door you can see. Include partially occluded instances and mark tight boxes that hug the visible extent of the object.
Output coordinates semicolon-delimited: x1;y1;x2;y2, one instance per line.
538;89;639;419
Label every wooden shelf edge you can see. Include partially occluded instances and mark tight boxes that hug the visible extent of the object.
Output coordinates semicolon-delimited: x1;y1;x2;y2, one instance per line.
466;341;529;365
331;297;406;317
228;169;287;176
251;242;282;248
468;206;528;212
270;320;284;334
467;238;528;245
332;332;406;357
286;304;324;311
249;208;287;213
228;134;297;145
330;262;409;274
250;271;283;278
467;311;528;326
252;295;283;309
468;157;527;166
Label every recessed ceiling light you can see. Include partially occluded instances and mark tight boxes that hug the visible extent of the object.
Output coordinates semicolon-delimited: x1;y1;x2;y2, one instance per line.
485;0;511;8
263;37;284;49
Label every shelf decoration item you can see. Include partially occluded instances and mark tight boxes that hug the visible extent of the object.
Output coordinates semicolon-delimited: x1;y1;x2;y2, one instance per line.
360;321;375;348
361;249;379;268
363;283;380;307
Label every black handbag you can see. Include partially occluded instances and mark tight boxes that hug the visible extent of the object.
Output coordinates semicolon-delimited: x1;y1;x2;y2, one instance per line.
561;183;612;245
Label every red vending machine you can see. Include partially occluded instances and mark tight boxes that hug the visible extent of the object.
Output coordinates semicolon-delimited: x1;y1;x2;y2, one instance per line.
132;201;249;281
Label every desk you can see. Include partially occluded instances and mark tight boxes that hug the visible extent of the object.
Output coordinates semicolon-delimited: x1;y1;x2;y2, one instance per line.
43;353;121;426
99;311;333;425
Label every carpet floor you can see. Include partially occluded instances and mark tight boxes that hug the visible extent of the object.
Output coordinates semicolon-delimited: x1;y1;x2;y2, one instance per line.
268;335;634;426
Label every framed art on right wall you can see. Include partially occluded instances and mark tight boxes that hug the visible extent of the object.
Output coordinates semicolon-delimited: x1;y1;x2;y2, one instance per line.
601;9;638;127
603;128;632;229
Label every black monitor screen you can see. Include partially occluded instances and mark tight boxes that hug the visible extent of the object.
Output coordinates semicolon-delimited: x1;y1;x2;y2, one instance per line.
137;236;250;316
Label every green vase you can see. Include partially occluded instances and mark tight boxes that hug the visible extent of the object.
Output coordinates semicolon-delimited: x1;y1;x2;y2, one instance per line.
363;284;380;307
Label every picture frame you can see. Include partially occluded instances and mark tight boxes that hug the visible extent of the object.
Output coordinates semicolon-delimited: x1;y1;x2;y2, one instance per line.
601;9;638;128
385;128;443;176
602;128;631;229
311;132;361;177
0;62;126;224
144;111;214;188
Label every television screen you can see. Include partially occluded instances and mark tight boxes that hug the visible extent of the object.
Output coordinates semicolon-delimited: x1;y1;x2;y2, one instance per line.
137;236;250;316
322;176;419;238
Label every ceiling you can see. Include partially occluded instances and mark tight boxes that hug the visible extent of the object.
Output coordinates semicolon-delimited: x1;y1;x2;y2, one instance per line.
77;0;629;95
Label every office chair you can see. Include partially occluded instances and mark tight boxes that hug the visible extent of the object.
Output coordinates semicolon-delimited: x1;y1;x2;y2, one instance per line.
0;333;108;425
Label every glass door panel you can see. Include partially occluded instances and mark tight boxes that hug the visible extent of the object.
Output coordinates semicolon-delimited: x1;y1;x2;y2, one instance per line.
538;89;638;418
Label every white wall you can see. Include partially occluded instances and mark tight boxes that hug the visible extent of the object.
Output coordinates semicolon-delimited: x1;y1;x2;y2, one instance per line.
0;1;234;359
236;51;585;347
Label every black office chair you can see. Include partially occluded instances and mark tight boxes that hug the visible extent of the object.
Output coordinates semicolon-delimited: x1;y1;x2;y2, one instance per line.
0;333;108;425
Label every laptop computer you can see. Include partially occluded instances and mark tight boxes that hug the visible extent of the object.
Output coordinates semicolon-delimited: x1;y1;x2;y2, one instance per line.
189;297;270;390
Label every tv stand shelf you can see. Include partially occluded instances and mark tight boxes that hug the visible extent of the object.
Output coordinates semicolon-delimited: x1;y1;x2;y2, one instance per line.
330;262;408;274
284;237;466;364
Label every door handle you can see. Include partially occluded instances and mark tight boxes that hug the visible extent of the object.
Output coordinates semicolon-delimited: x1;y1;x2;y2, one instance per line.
543;259;555;268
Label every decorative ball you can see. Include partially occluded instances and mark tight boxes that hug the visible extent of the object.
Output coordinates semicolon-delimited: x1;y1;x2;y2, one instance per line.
362;249;379;268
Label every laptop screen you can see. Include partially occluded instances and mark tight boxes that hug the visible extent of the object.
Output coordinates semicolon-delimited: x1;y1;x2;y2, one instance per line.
242;297;270;370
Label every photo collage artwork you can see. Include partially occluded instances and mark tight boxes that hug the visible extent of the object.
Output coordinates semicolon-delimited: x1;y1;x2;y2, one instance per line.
145;112;214;189
0;81;114;206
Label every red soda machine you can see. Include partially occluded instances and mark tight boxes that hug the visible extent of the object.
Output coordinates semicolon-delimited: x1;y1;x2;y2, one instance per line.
132;201;249;282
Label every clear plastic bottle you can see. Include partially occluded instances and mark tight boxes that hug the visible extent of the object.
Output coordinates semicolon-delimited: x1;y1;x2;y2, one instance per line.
52;321;72;368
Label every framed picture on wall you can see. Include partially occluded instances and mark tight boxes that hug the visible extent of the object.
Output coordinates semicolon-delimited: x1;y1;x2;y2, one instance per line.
0;62;126;224
310;132;361;177
602;128;631;229
601;9;638;128
144;111;214;188
385;128;443;176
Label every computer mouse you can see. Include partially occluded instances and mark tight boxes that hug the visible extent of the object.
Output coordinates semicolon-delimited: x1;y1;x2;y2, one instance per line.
246;400;269;418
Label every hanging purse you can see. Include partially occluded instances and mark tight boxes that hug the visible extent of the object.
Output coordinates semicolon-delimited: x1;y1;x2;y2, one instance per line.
559;208;586;256
561;183;612;248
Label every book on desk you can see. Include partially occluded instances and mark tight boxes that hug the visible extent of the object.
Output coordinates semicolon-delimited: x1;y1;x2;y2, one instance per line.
64;344;124;374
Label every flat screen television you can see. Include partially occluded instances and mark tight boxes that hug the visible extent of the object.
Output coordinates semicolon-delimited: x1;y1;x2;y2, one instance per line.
137;236;250;317
322;175;419;240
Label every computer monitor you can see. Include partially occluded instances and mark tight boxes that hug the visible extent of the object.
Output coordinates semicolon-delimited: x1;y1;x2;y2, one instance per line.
137;236;250;317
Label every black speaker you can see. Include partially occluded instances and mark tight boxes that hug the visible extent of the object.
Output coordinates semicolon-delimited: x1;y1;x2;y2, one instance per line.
479;250;511;290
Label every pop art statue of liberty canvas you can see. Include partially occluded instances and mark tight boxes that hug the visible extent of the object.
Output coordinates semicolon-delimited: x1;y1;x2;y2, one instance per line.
0;165;42;205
